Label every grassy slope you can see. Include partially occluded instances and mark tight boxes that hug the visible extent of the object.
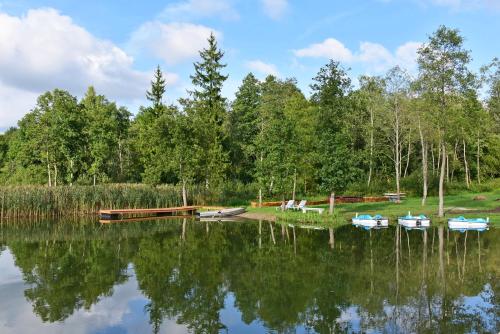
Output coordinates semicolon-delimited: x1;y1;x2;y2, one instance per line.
247;189;500;227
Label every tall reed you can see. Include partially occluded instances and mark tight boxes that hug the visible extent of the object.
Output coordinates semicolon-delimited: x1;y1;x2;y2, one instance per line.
0;184;204;219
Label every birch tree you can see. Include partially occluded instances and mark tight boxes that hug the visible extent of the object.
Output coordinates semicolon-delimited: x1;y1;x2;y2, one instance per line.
417;26;473;217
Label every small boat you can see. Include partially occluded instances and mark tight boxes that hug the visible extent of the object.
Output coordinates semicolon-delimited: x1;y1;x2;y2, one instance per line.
398;212;430;229
448;216;489;232
198;207;246;218
352;213;388;229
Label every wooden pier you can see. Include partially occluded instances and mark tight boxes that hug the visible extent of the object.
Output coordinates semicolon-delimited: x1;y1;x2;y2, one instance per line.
99;206;200;222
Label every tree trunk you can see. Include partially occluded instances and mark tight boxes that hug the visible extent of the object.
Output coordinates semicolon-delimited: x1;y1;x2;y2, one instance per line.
438;141;446;217
54;164;58;187
292;169;297;202
463;139;470;189
118;141;124;177
47;150;51;187
431;144;436;175
329;192;335;215
93;174;96;187
258;188;262;208
395;108;401;202
437;144;441;178
446;152;449;183
476;133;480;184
418;120;427;206
404;127;411;178
182;179;188;207
451;140;458;181
368;105;374;187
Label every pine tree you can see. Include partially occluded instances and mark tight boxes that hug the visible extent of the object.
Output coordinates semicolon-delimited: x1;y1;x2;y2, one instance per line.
146;65;166;115
189;33;229;190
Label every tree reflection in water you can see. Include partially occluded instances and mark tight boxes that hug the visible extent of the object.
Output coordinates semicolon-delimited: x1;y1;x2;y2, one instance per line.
0;219;498;333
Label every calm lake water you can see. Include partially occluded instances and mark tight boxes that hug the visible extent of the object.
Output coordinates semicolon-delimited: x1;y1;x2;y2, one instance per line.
0;219;498;333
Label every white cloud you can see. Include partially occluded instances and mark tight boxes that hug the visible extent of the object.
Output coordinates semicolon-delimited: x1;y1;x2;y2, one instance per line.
0;8;178;128
0;82;38;129
395;41;422;71
260;0;289;20
358;42;394;72
129;22;221;65
160;0;239;20
246;60;280;77
293;38;354;62
294;38;422;73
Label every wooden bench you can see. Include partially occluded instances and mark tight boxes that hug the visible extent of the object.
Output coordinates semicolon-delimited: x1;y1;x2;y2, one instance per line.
383;193;406;202
302;207;325;215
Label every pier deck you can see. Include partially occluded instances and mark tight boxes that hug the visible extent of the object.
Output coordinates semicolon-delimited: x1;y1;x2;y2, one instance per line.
99;206;200;220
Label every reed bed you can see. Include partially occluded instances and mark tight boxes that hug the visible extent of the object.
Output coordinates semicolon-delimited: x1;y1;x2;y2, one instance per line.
0;184;206;219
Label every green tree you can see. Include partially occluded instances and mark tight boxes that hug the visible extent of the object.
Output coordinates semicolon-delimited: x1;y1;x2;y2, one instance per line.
189;33;229;191
357;75;385;188
146;65;167;115
254;76;296;204
311;60;359;193
14;89;85;186
131;67;175;184
417;26;474;217
228;73;261;183
81;86;130;185
383;66;412;201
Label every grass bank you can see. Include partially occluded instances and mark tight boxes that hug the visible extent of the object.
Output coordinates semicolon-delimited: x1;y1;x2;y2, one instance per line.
248;189;500;228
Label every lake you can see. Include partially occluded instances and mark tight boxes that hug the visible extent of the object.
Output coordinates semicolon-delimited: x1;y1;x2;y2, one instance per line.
0;218;498;333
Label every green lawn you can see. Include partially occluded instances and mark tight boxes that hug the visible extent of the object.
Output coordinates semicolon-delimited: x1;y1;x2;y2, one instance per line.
247;189;500;228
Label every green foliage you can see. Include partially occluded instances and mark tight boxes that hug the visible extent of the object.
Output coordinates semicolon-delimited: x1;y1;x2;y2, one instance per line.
228;73;261;182
0;27;499;210
311;60;362;192
188;33;229;190
146;65;167;113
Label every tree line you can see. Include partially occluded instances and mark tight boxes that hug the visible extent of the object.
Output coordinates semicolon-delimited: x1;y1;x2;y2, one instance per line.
0;27;499;215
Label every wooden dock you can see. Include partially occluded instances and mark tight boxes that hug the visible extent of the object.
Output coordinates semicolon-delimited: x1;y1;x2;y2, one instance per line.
99;206;200;221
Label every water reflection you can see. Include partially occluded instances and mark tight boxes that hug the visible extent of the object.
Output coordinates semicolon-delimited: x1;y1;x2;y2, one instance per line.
0;219;498;333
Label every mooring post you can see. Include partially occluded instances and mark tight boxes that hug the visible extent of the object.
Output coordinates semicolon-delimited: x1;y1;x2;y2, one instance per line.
329;192;335;215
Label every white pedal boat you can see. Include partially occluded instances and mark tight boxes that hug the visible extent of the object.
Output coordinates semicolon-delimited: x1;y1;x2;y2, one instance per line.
398;212;430;229
352;214;389;229
448;216;489;232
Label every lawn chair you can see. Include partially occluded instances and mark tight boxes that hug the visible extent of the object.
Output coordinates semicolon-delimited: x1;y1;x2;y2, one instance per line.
293;200;307;211
276;200;295;211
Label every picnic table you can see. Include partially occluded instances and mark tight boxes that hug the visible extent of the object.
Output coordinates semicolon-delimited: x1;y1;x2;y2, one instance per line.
383;193;406;202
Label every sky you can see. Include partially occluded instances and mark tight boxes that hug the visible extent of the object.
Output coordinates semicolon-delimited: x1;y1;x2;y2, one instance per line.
0;0;499;131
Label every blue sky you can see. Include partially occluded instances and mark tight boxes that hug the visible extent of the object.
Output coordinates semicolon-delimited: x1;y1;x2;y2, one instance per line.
0;0;498;130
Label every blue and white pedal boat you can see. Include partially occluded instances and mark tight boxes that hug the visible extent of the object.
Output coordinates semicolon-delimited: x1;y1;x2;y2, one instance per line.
448;216;489;232
352;213;388;229
398;212;430;229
